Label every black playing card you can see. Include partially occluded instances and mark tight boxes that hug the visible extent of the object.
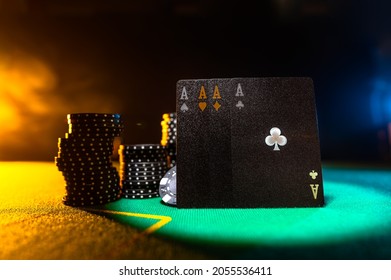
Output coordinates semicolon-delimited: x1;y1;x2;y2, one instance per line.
176;77;324;208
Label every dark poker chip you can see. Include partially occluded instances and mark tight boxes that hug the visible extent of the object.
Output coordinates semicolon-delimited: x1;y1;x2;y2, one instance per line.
57;162;112;172
61;166;118;176
118;147;167;156
56;154;111;163
58;141;114;150
68;119;124;126
119;152;167;160
67;113;121;119
68;124;123;131
119;154;167;162
66;188;120;199
63;168;120;179
63;173;119;185
68;126;123;134
68;121;124;127
59;136;114;146
120;174;163;181
119;166;167;173
67;119;124;127
120;161;167;168
119;144;164;151
68;121;125;129
63;174;119;184
58;149;113;158
55;156;112;166
121;188;159;195
121;186;158;192
62;194;120;207
121;193;160;199
120;179;160;187
68;128;123;138
58;144;114;154
159;165;176;206
119;169;166;177
57;163;114;173
64;179;120;189
120;157;167;163
65;183;120;192
68;131;122;139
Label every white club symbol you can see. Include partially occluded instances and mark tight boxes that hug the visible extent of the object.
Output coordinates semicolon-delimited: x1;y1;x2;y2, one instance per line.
265;127;287;151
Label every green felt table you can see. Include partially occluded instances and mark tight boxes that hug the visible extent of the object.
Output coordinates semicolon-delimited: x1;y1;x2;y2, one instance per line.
0;161;390;259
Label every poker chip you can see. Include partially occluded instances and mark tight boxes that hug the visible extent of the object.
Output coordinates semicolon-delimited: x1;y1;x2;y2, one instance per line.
119;144;165;151
121;179;160;186
121;193;160;199
68;125;123;132
120;157;167;163
58;145;114;154
62;166;118;177
67;113;121;119
119;154;167;162
66;187;120;198
64;174;119;185
120;174;162;181
68;117;124;124
55;113;123;207
58;149;113;158
159;166;177;206
68;121;125;129
62;194;120;207
55;154;111;162
68;131;122;138
119;148;167;157
66;183;120;192
59;137;114;146
119;169;166;176
55;157;112;167
121;188;158;195
58;164;115;173
120;161;167;168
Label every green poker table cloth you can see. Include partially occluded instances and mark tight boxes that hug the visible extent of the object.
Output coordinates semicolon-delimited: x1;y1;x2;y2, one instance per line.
0;161;390;259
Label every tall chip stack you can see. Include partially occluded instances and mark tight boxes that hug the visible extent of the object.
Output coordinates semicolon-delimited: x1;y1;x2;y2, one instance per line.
55;113;124;207
118;144;168;199
160;113;177;168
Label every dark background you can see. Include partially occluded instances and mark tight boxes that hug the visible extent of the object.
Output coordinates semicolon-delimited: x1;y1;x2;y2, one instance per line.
0;0;391;163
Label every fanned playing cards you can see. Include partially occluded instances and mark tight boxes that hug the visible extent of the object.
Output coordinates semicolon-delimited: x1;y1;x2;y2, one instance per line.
176;77;324;208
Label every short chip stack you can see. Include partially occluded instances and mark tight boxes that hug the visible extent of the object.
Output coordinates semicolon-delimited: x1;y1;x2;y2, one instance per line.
119;144;168;199
55;113;124;207
160;113;177;168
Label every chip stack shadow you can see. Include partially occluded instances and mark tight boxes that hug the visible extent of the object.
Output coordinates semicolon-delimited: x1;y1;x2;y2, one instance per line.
160;113;177;168
119;144;168;199
55;113;124;207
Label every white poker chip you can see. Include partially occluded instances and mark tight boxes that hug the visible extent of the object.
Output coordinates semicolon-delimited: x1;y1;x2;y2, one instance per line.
159;166;176;206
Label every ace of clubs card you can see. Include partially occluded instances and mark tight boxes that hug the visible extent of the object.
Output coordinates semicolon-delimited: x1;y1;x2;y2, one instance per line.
176;77;324;208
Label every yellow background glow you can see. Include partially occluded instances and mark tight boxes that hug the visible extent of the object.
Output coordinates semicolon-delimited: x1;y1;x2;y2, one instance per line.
0;51;57;135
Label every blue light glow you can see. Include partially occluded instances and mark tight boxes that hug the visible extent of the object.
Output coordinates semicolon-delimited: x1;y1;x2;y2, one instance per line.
370;78;391;126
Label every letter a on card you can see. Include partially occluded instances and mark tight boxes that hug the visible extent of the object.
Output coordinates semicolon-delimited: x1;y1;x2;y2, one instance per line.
180;87;189;100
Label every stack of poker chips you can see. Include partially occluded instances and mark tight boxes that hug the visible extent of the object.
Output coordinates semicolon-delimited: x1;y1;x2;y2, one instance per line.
118;144;168;199
55;113;124;207
160;113;177;168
